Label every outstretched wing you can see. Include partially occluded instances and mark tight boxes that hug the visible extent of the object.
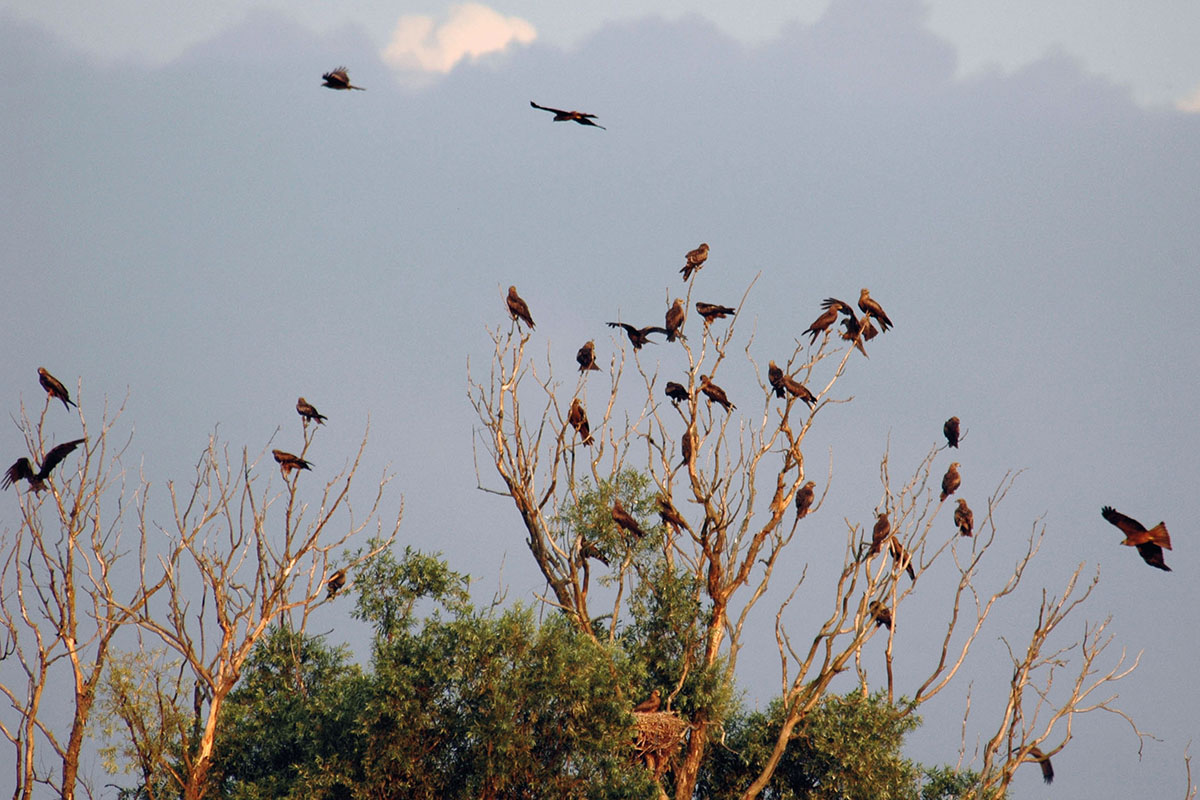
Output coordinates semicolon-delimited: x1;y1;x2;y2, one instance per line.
38;438;86;479
3;458;35;490
530;101;570;115
1101;505;1146;536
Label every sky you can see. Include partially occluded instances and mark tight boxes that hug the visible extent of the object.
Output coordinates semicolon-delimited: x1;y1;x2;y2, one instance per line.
2;0;1199;797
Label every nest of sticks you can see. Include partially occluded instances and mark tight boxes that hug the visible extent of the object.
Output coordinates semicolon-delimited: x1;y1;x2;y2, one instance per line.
633;711;688;777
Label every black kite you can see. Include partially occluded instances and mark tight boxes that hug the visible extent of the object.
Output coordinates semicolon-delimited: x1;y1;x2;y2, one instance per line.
633;689;661;713
326;569;346;599
940;462;960;501
954;498;974;537
1101;506;1172;571
657;493;688;531
611;498;647;539
568;398;593;445
38;367;75;410
794;481;815;519
272;449;312;476
944;416;960;448
695;301;735;324
607;321;668;350
664;298;687;342
699;375;735;412
868;600;893;630
530;101;605;129
322;67;364;90
767;360;816;407
577;340;600;373
506;286;535;330
680;243;709;280
858;288;893;331
297;397;327;425
3;438;86;492
665;381;689;406
1018;747;1054;785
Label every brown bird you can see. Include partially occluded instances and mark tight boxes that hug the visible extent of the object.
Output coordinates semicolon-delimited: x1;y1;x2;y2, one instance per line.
804;307;840;345
767;361;817;407
567;398;593;445
322;67;365;90
680;243;709;280
1101;506;1172;571
695;301;736;325
633;689;661;713
699;375;735;412
954;498;974;537
664;298;687;342
38;367;76;410
326;569;346;599
611;498;647;539
868;513;891;555
679;428;695;468
580;539;609;566
794;481;815;519
889;537;916;582
530;101;605;129
3;438;86;492
657;493;688;531
297;397;327;425
940;462;960;501
1017;747;1054;785
607;321;668;350
576;340;600;373
858;288;893;331
868;600;893;630
839;313;878;355
272;449;312;476
664;381;689;406
506;286;535;330
943;416;960;448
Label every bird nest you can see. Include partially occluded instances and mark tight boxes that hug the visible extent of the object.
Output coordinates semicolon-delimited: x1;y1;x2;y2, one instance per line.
633;711;688;777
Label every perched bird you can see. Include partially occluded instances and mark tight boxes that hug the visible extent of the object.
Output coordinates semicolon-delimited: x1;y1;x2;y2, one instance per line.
530;101;605;129
889;537;917;582
699;375;735;412
664;298;687;342
804;307;841;344
607;321;668;350
679;429;695;468
794;481;815;519
576;341;600;373
1101;506;1172;571
657;493;688;531
38;367;76;410
633;689;661;713
695;301;736;325
567;398;593;445
839;313;877;357
297;397;327;425
858;288;893;331
1017;747;1054;785
3;438;86;492
664;381;689;406
611;499;647;539
868;600;892;630
767;361;816;407
954;498;974;537
940;462;961;501
820;297;855;315
506;286;535;330
868;513;891;555
326;569;346;599
943;416;960;448
580;539;609;566
272;449;312;476
322;67;364;90
681;243;709;280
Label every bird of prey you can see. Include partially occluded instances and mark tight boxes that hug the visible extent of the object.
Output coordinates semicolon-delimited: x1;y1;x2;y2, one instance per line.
506;286;535;330
794;481;815;519
839;312;878;352
633;688;661;713
326;569;346;599
611;498;647;539
804;307;840;345
272;449;312;476
1101;506;1172;571
890;538;916;581
954;498;974;537
38;367;76;410
664;298;687;342
576;340;600;373
695;302;736;325
1017;747;1054;785
767;361;817;407
681;243;709;280
322;67;364;90
3;438;86;492
529;101;605;129
868;513;891;555
607;321;668;350
944;416;960;448
664;381;689;406
699;375;735;412
679;429;695;468
567;398;593;445
940;462;961;501
868;600;893;630
858;288;893;331
580;539;609;566
297;397;327;425
657;494;688;531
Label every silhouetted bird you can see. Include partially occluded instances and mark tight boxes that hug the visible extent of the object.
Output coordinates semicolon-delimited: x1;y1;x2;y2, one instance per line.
794;481;815;519
607;322;668;350
664;298;687;342
530;101;605;129
577;340;600;373
633;689;661;713
767;361;816;407
868;600;892;629
3;438;86;492
954;498;974;537
38;367;75;410
695;302;735;325
326;569;346;599
940;462;960;501
1018;747;1054;785
1101;506;1172;571
657;494;688;531
506;286;535;330
681;243;709;280
611;499;647;539
944;416;960;448
568;398;593;445
858;288;893;331
322;67;364;90
665;381;689;406
297;397;327;425
700;375;735;412
273;450;312;476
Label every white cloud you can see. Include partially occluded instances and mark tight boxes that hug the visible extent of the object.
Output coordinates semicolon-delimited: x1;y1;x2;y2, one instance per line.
1175;83;1200;113
383;3;536;73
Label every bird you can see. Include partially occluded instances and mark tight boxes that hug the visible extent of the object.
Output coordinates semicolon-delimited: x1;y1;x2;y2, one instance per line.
657;494;688;531
326;569;346;599
633;689;661;713
580;539;609;566
954;498;974;537
679;429;695;468
868;513;891;556
699;375;735;412
940;462;961;501
272;450;312;476
607;322;668;350
322;67;364;90
664;381;689;406
804;307;841;345
868;600;892;630
576;341;600;373
1017;747;1054;785
943;416;960;448
567;398;593;445
858;288;893;332
611;499;647;539
695;302;736;325
839;313;877;355
297;397;327;425
664;298;687;342
767;361;817;407
530;101;605;129
681;243;709;280
794;481;815;519
38;368;76;410
3;438;86;492
1101;506;1172;571
506;286;535;330
889;537;916;582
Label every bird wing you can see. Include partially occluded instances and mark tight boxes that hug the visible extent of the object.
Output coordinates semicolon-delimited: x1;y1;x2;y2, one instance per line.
3;458;35;489
530;101;570;115
38;438;86;479
1101;506;1146;535
324;69;350;87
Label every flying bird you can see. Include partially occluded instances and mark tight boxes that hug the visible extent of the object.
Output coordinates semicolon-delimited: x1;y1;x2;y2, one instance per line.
506;286;535;330
607;321;668;350
699;375;735;412
868;600;893;630
1101;506;1172;571
954;498;974;537
680;243;709;280
794;481;815;519
576;341;600;373
940;462;961;501
858;288;893;332
530;101;605;129
1017;747;1054;785
297;397;327;425
657;494;688;531
326;569;346;599
633;689;661;713
943;416;960;448
664;298;687;342
611;499;647;539
664;381;689;406
567;398;593;445
3;438;86;492
767;361;816;407
695;302;736;325
38;367;75;410
322;67;364;90
272;449;312;476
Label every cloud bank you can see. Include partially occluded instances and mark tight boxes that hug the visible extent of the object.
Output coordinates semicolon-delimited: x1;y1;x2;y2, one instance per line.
383;3;535;73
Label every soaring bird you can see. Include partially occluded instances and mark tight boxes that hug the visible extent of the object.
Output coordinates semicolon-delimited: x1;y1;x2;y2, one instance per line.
577;341;600;373
272;450;312;476
506;286;535;330
297;397;327;425
794;481;815;519
3;438;86;492
940;462;961;501
858;288;893;331
695;301;735;325
954;498;974;537
681;243;709;280
322;67;365;90
530;101;605;129
1017;747;1054;785
868;600;893;630
767;361;817;407
657;494;688;531
38;367;75;410
326;569;346;599
611;499;647;539
1101;506;1172;571
567;398;593;445
944;416;960;448
607;321;668;350
699;375;735;412
664;381;689;406
633;689;661;713
664;298;687;342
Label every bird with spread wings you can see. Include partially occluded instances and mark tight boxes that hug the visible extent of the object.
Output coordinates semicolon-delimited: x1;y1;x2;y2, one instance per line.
3;438;86;492
322;67;365;90
1101;506;1172;571
530;101;605;129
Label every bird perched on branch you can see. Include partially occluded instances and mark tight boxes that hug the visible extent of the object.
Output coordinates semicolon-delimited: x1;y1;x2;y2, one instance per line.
954;498;974;537
326;569;346;599
794;481;815;519
700;375;735;412
868;512;914;580
530;101;606;129
607;322;668;350
1101;506;1172;571
272;450;312;476
38;367;75;410
611;499;647;539
940;462;960;501
804;306;840;345
695;302;735;325
657;494;688;531
664;298;687;342
681;243;709;280
868;600;893;629
576;341;600;373
633;689;661;713
297;397;327;425
839;313;876;357
580;539;609;566
664;381;689;406
943;416;960;448
767;361;817;407
506;286;535;330
322;67;364;90
567;398;593;445
858;288;893;331
3;438;86;492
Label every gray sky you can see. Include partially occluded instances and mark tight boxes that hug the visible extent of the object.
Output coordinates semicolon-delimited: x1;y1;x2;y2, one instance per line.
2;0;1198;796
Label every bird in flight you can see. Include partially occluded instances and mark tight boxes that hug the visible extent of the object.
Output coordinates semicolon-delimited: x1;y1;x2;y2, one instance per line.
611;499;647;539
297;397;327;425
1015;747;1054;784
607;321;668;350
943;416;960;448
940;462;961;501
507;286;535;330
1101;506;1172;571
700;375;735;412
38;367;76;410
858;288;893;331
681;243;709;280
576;341;600;373
322;67;365;90
695;302;735;325
3;438;86;492
664;298;687;342
530;101;605;129
954;498;974;537
567;398;593;445
326;569;346;599
767;361;816;407
273;449;312;476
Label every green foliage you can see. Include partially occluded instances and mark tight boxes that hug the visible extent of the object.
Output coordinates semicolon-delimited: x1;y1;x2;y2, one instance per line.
555;469;663;569
350;541;470;639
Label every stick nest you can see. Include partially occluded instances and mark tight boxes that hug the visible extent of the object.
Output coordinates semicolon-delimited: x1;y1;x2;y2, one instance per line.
633;711;688;777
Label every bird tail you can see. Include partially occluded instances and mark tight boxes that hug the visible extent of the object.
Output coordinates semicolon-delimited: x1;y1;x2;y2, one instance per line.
1146;522;1171;550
